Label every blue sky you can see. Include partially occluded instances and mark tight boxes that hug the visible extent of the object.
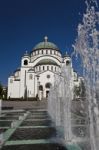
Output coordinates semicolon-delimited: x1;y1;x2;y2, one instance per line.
0;0;86;85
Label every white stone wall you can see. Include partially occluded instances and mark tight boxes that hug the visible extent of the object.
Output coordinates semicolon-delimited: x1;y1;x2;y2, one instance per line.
20;67;29;98
8;77;14;98
7;77;20;98
27;72;35;97
12;80;20;98
38;71;55;98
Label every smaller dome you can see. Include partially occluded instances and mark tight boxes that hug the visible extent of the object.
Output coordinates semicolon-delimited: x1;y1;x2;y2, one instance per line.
14;68;20;73
35;59;59;66
33;36;59;50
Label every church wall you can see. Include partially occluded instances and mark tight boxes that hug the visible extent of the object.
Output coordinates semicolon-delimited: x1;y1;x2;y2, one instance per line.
7;77;14;98
34;76;38;97
12;80;20;98
38;71;55;98
26;72;35;97
20;67;29;98
7;77;20;98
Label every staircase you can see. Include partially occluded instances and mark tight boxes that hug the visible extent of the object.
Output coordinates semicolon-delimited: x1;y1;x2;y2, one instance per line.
1;100;67;150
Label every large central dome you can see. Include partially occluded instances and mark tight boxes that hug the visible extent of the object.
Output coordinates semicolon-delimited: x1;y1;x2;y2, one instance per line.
33;36;59;50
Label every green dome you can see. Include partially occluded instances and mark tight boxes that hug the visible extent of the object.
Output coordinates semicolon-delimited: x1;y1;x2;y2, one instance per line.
33;36;59;50
35;59;59;66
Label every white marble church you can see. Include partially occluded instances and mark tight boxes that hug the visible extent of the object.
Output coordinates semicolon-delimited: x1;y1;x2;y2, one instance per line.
7;36;80;100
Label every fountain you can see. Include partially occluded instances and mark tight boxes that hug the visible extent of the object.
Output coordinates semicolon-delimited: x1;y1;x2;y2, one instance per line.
73;0;99;149
48;1;99;149
48;63;74;142
48;60;89;150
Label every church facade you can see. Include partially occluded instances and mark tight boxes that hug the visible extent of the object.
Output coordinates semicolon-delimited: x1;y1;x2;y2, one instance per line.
7;36;80;100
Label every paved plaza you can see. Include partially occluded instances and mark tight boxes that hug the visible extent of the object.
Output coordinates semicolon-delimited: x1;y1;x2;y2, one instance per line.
0;100;81;150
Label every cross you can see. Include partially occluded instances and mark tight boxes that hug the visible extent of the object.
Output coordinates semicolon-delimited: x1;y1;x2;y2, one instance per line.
44;36;48;42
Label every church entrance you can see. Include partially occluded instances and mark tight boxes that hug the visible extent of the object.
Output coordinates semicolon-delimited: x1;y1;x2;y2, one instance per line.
39;85;43;100
45;82;52;98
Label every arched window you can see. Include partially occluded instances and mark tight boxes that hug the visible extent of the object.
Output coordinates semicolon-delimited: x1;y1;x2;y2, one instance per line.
39;66;41;71
43;66;45;70
39;85;43;91
66;60;70;66
51;66;53;71
35;67;37;71
45;83;52;88
29;74;33;80
24;60;28;65
47;66;49;70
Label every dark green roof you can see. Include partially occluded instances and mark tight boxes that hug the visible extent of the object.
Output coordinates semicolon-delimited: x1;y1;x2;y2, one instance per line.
33;36;59;50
